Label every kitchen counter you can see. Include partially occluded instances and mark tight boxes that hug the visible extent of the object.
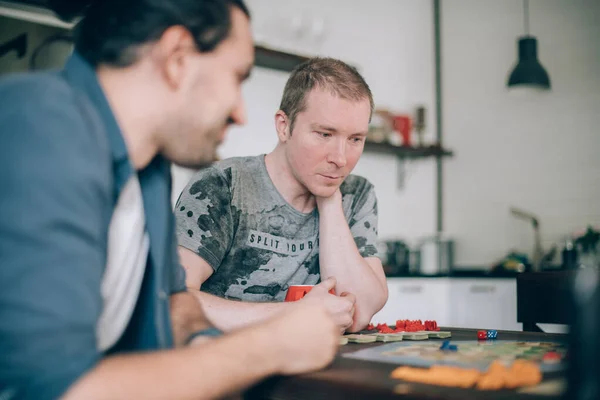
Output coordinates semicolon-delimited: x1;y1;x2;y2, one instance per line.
385;268;521;279
376;275;522;331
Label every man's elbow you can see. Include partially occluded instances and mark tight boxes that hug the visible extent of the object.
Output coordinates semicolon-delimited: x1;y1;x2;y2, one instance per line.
377;281;389;311
367;280;389;316
349;293;389;333
378;285;389;312
367;259;388;312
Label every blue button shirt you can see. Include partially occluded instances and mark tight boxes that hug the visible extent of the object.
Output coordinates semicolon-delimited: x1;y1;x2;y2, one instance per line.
0;53;187;400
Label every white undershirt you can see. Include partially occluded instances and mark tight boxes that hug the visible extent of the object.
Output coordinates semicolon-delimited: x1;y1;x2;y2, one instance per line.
96;175;150;351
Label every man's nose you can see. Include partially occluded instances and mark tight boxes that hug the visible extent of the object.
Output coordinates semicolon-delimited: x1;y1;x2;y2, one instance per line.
326;140;347;168
230;97;247;126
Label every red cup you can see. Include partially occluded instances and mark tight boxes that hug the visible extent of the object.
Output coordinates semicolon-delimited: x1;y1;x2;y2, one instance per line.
393;115;413;146
284;285;335;302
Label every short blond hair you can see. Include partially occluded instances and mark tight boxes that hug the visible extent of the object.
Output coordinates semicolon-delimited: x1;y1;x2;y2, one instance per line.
279;57;374;133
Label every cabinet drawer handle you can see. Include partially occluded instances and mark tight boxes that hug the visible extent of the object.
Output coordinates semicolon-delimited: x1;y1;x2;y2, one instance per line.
469;285;496;293
399;286;423;293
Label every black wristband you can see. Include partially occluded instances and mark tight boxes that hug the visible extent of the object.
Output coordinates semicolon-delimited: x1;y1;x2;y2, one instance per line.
185;327;223;345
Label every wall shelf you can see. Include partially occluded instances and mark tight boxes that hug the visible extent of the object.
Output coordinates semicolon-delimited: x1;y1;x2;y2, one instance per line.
363;141;453;159
254;45;310;72
0;0;75;28
0;1;313;73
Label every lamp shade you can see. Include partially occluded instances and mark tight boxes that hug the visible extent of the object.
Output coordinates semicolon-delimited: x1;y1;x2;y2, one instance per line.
507;36;551;89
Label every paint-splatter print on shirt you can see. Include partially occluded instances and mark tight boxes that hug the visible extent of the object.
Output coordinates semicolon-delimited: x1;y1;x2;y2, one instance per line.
175;155;379;302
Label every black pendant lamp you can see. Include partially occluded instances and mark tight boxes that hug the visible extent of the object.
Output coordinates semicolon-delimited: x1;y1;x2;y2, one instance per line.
507;0;551;90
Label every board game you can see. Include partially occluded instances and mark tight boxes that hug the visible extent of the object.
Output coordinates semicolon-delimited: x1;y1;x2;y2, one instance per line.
342;320;451;343
343;340;567;373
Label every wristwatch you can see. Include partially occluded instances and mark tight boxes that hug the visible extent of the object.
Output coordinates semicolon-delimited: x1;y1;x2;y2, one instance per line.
185;327;223;345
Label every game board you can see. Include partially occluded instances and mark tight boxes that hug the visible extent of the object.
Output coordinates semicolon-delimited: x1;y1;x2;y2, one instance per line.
343;340;567;373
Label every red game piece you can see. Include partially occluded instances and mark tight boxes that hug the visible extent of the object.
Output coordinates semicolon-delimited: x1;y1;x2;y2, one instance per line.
542;351;562;364
477;330;488;340
399;319;425;332
376;323;388;331
424;320;440;331
374;323;395;333
390;318;443;333
379;325;395;334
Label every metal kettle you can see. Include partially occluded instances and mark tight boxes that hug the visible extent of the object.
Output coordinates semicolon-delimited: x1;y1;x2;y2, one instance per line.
417;234;454;275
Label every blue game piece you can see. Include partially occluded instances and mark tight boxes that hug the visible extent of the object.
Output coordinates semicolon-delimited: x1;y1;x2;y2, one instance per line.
439;341;457;352
439;340;451;350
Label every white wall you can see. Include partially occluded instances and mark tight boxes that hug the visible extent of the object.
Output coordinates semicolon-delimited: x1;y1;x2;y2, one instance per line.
1;3;442;248
173;0;441;244
6;1;596;269
442;0;600;266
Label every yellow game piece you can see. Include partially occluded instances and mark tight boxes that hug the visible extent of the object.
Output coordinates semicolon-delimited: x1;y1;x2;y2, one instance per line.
375;333;404;342
402;332;429;340
345;334;377;343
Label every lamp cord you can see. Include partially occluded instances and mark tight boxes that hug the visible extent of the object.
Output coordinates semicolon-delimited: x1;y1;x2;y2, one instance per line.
523;0;530;35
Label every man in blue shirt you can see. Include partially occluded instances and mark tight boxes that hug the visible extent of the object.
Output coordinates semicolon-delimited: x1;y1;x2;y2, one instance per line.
0;1;338;399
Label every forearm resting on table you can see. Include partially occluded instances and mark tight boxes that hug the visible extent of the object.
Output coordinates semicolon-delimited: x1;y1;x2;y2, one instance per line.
188;289;288;332
321;256;388;333
62;326;282;400
318;205;388;331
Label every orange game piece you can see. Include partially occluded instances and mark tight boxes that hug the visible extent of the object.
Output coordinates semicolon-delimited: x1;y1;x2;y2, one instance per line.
476;361;509;390
391;359;542;390
391;365;481;388
504;359;542;388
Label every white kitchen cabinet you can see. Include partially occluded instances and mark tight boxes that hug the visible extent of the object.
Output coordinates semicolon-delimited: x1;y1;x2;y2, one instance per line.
373;277;523;331
372;278;451;326
448;279;522;331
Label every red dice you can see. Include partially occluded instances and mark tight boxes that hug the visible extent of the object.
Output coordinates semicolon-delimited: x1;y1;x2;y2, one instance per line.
477;330;487;340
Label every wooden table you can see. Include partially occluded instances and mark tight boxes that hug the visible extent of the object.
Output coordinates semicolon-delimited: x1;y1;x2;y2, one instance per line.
244;328;567;400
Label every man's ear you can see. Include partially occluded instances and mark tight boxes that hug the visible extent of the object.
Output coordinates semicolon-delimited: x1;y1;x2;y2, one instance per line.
274;110;291;142
151;25;196;90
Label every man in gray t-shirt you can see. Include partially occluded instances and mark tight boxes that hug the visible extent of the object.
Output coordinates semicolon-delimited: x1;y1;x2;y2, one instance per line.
176;58;388;333
176;155;378;301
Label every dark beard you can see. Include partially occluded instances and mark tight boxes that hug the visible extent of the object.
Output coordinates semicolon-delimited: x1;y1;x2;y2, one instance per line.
174;153;218;170
170;141;219;170
168;121;226;169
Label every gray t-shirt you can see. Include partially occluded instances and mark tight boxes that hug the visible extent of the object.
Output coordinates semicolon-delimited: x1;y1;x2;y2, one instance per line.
175;155;379;302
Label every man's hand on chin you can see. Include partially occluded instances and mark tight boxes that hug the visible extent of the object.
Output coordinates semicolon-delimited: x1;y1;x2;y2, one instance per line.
315;188;342;211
